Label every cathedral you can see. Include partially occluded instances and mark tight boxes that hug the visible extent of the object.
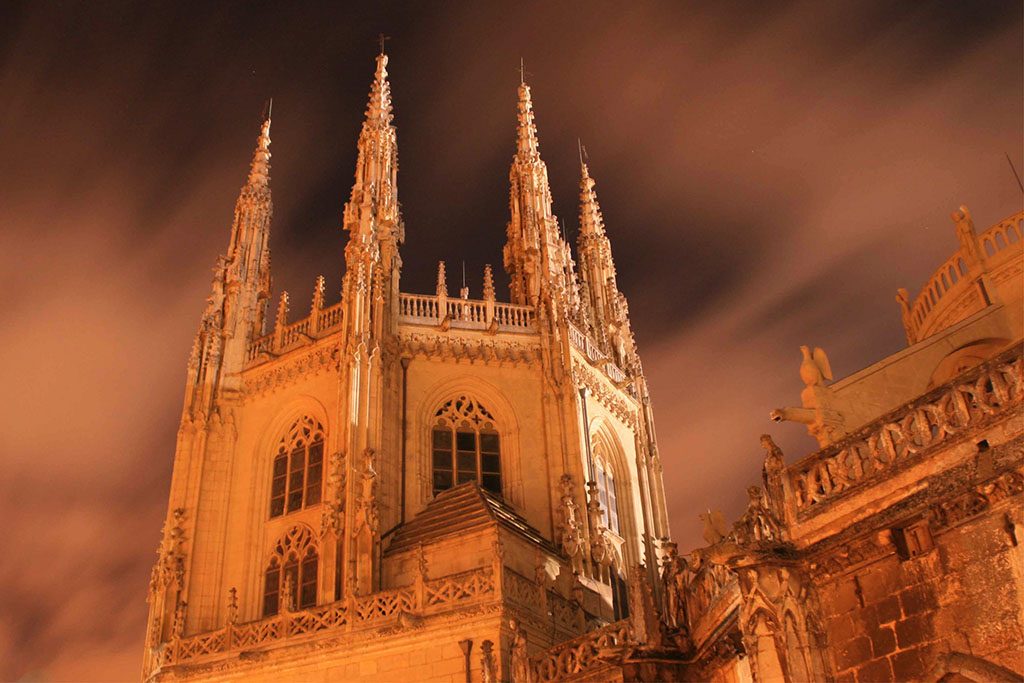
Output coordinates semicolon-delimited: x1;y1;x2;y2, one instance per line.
143;51;1024;682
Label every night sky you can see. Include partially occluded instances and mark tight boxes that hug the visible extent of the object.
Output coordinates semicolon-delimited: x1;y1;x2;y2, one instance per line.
1;1;1021;679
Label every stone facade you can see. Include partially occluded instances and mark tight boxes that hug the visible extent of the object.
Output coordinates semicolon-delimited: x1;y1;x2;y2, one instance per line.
143;52;670;683
143;49;1024;682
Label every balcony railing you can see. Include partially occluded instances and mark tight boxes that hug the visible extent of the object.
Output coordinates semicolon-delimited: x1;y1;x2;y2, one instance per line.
156;566;496;669
787;346;1022;516
907;211;1023;342
567;322;631;387
398;293;535;332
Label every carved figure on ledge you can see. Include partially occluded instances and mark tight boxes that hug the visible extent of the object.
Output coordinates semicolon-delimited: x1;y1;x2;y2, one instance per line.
769;345;846;447
699;509;731;545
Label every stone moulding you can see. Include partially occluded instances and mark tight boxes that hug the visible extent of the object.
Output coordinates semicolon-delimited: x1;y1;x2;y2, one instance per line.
802;437;1023;579
571;360;638;428
788;347;1022;517
240;342;342;399
399;331;540;366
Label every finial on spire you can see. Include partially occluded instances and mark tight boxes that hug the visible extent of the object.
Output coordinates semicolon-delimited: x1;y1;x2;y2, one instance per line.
515;74;539;157
247;108;272;188
483;264;495;301
436;261;448;298
520;57;525;85
378;33;390;55
366;48;393;124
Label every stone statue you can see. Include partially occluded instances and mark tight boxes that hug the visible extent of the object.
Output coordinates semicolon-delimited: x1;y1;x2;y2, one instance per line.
661;544;690;632
480;639;497;683
509;618;530;683
770;345;846;447
895;287;915;344
735;485;782;545
952;204;982;266
226;587;238;626
558;475;585;573
172;600;187;638
700;510;730;545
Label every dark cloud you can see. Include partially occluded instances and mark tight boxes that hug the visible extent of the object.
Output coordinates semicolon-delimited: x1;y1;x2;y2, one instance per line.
0;1;1020;679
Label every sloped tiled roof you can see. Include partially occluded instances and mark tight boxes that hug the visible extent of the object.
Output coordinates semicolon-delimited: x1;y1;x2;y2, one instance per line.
385;482;558;555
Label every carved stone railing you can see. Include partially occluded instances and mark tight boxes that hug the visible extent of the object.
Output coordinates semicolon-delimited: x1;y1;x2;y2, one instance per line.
567;322;630;388
398;292;535;332
908;210;1023;342
158;566;495;668
683;561;738;647
503;568;587;635
246;301;345;363
530;619;633;682
788;347;1023;516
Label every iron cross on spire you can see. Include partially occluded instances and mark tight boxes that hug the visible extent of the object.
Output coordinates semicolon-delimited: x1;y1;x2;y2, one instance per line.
378;33;390;55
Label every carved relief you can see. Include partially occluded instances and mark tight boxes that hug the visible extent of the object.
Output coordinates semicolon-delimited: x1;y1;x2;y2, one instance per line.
557;475;585;574
400;332;540;366
242;343;342;397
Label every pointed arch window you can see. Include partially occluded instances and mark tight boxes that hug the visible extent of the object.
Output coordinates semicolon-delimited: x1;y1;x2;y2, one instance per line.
593;450;620;534
263;526;318;617
431;396;502;496
269;416;325;518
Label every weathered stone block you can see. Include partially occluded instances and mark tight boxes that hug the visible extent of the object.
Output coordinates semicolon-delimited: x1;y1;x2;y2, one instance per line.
897;584;934;617
856;656;893;682
869;595;901;625
894;613;934;650
835;635;872;671
828;577;861;616
868;626;896;658
857;564;899;604
828;613;857;644
889;645;927;681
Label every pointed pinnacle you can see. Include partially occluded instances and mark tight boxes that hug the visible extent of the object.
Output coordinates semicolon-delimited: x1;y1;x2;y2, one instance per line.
366;52;393;124
515;80;539;157
247;113;272;188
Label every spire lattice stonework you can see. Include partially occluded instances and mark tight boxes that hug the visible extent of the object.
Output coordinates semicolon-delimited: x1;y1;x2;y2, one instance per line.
502;80;580;318
576;158;631;357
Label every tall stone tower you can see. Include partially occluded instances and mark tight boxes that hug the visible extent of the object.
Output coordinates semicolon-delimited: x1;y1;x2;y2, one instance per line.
144;52;671;682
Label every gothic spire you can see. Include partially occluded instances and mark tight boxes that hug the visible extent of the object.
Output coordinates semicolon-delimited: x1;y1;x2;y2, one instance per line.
515;81;540;159
578;155;607;239
503;75;577;312
343;51;401;243
576;153;634;368
246;115;272;188
366;52;393;126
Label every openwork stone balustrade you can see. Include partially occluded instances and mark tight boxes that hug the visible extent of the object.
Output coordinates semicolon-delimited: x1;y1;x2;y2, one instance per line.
247;302;346;362
567;322;629;385
683;561;738;647
398;293;535;331
160;566;496;667
908;211;1022;342
789;347;1023;516
530;619;634;682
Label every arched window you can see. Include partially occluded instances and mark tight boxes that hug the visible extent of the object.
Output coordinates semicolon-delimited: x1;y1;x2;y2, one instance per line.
263;526;318;617
269;416;325;518
595;462;620;534
593;445;621;534
431;395;502;496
